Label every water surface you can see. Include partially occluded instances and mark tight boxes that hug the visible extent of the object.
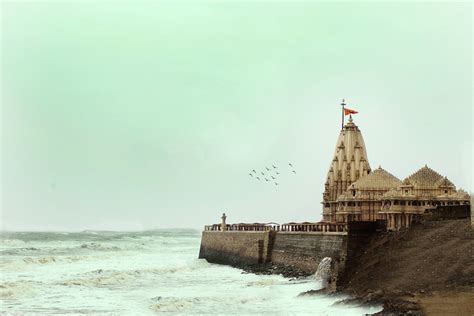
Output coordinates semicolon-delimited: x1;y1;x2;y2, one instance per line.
0;230;381;314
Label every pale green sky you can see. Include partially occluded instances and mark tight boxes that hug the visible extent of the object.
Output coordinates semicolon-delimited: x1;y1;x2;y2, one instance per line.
1;1;472;231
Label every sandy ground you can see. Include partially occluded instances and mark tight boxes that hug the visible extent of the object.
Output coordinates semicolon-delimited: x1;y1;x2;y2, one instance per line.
415;290;474;316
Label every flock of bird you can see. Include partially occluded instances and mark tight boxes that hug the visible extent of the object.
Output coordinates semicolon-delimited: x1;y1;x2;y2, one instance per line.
248;163;297;186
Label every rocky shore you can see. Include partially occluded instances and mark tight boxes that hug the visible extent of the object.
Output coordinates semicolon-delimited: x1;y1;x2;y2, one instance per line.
238;262;312;279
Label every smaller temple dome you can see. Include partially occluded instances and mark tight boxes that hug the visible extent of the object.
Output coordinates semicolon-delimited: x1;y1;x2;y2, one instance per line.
434;176;455;188
403;165;454;188
351;166;401;190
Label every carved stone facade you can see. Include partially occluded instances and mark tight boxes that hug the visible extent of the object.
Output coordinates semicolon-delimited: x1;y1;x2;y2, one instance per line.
380;166;470;230
322;119;470;230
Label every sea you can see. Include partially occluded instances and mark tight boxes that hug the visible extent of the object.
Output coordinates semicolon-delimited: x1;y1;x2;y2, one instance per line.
0;229;382;315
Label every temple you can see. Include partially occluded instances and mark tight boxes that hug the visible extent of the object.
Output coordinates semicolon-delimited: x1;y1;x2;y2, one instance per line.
199;108;471;278
322;116;470;230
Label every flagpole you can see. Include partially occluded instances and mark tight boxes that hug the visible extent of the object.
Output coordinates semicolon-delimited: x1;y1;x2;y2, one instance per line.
341;99;346;130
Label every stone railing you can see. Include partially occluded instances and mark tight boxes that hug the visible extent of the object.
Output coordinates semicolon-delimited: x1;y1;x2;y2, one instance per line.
280;222;347;232
204;221;347;232
204;223;280;231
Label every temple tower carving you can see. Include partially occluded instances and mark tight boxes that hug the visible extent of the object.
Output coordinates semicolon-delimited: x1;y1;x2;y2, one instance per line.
322;117;371;221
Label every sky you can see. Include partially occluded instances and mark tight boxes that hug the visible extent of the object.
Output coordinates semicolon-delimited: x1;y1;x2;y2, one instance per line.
1;1;472;231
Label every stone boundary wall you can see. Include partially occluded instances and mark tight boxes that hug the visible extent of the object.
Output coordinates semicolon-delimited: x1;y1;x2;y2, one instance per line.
199;230;348;276
422;205;470;221
271;232;347;274
198;231;271;266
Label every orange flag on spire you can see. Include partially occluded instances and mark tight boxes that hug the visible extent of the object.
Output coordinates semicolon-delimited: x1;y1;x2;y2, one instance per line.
344;107;358;116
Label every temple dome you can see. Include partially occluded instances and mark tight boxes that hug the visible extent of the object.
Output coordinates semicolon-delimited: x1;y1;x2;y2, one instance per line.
351;166;401;190
402;165;454;188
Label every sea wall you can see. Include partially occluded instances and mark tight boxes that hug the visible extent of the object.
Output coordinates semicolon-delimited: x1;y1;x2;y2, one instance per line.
199;230;348;277
271;232;347;274
198;231;271;266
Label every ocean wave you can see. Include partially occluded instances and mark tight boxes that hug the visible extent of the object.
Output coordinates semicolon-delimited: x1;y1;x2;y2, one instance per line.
246;279;280;287
60;270;134;287
0;281;39;299
20;255;88;266
0;239;26;246
0;247;41;256
23;256;57;265
150;296;201;313
79;243;121;251
59;263;203;289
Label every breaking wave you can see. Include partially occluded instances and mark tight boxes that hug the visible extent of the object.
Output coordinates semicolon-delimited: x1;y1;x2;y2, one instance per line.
150;296;202;313
79;243;121;251
22;256;58;265
0;281;41;299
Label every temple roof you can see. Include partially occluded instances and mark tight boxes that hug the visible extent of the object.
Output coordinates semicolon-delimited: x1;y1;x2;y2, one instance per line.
351;166;401;190
402;165;454;188
325;118;370;180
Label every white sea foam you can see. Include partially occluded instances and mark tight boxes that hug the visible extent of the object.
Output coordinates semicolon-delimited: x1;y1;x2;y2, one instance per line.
0;281;40;299
150;296;202;312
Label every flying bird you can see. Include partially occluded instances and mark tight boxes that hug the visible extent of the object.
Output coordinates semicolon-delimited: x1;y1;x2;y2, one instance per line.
274;182;279;185
261;172;265;175
266;167;270;171
292;170;296;174
252;170;256;173
256;177;261;180
289;163;293;167
271;176;276;179
265;178;270;182
276;171;280;175
249;173;253;177
273;165;277;169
